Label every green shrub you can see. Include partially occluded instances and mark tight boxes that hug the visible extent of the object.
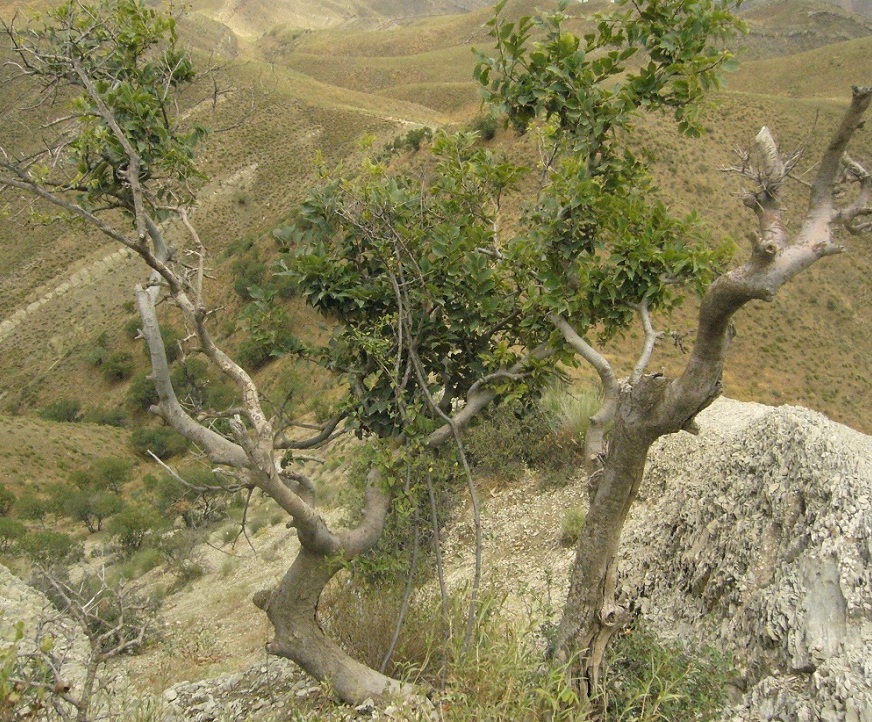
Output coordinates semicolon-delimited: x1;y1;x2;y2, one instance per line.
84;344;110;367
107;503;166;555
17;531;83;566
118;546;163;579
126;371;159;412
90;457;133;493
130;427;189;459
123;316;142;339
14;490;49;522
236;337;273;370
101;351;135;382
471;113;498;141
54;489;123;533
0;485;14;516
147;464;230;528
602;624;733;721
404;126;432;151
560;506;586;547
231;253;266;299
39;399;81;423
81;406;126;426
153;325;182;364
0;517;25;551
464;401;546;478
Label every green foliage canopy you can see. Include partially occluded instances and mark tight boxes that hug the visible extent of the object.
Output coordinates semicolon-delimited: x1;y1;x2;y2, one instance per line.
280;1;743;442
8;0;206;212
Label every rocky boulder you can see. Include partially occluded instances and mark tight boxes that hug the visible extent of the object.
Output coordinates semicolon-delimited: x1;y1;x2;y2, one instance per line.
621;398;872;721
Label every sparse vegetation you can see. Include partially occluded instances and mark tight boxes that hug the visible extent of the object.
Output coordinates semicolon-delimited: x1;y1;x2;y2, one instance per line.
39;399;82;423
130;427;190;460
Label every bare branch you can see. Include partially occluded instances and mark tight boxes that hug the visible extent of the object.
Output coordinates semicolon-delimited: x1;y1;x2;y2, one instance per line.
630;298;664;385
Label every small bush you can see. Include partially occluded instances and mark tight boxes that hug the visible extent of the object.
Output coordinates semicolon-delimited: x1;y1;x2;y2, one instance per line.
0;485;14;516
84;344;110;367
236;337;274;370
0;517;25;551
464;401;547;478
54;489;123;533
123;316;142;340
14;490;49;522
231;253;267;299
101;352;135;382
39;399;81;423
91;457;133;493
601;624;733;721
107;503;166;555
81;406;126;426
153;325;183;364
560;506;586;547
17;531;83;566
404;126;432;151
130;427;189;460
126;371;159;413
118;546;162;579
471;113;498;141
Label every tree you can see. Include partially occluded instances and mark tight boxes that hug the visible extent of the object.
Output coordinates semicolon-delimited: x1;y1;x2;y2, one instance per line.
0;0;535;704
472;0;872;699
2;0;868;713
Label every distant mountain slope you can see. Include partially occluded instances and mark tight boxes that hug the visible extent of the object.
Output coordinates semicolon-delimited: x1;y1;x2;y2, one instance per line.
737;0;872;59
188;0;495;36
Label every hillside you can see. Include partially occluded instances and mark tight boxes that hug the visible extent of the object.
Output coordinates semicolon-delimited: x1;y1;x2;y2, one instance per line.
1;1;871;720
0;0;870;447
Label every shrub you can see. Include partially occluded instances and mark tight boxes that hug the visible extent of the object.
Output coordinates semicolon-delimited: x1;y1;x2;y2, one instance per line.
55;490;123;533
126;371;159;412
130;426;189;459
471;113;498;141
17;531;83;566
148;464;230;528
0;485;14;516
236;337;273;370
404;126;432;151
84;344;110;367
81;406;126;426
159;530;205;589
123;316;142;340
0;517;25;551
464;401;547;478
560;506;586;547
39;399;81;423
101;351;135;382
231;253;266;299
14;490;49;523
153;325;182;364
118;546;162;579
107;503;166;555
90;457;133;493
601;624;733;721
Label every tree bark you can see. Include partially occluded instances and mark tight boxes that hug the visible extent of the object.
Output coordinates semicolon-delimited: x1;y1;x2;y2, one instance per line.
254;548;413;703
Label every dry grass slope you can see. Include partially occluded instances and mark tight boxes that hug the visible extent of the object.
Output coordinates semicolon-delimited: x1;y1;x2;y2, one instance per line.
0;0;871;479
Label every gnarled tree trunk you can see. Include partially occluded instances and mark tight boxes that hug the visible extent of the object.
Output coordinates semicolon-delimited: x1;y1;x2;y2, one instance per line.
254;548;412;702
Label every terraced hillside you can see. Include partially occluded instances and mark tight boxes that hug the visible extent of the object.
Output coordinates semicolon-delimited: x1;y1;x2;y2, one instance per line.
0;0;871;474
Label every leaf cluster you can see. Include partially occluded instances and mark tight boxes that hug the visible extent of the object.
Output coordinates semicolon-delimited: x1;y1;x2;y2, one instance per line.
281;132;547;438
6;0;207;214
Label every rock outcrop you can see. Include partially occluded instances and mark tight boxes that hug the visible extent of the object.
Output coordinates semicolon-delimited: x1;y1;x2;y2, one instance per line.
621;398;872;721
